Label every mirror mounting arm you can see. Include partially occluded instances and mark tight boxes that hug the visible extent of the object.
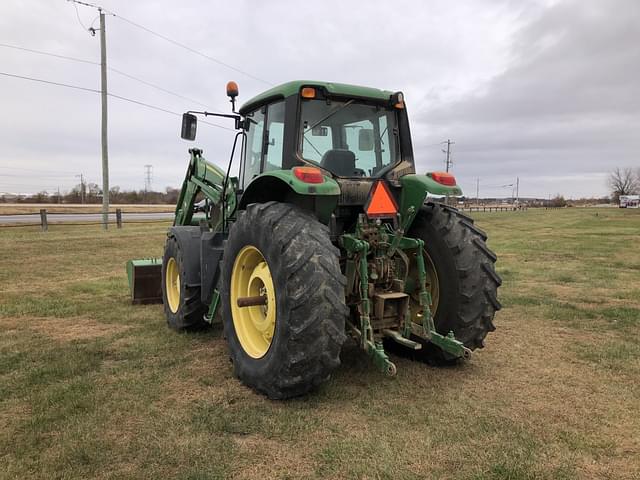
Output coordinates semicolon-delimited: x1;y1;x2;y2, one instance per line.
187;110;243;130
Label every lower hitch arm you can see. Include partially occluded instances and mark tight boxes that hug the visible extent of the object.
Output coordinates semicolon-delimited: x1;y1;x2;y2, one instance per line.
413;238;472;361
429;331;472;360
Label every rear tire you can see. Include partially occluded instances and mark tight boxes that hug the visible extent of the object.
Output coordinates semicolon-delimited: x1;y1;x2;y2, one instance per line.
162;234;207;330
221;202;347;399
408;202;501;360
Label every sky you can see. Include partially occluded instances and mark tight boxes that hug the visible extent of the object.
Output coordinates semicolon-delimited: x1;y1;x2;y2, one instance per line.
0;0;638;199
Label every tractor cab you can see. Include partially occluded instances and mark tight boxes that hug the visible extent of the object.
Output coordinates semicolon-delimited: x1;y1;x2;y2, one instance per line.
236;81;415;184
231;81;438;229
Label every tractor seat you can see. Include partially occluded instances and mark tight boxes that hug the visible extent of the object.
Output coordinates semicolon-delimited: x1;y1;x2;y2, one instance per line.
320;149;359;177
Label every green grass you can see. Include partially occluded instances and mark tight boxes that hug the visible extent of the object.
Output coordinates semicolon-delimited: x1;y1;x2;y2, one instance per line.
1;208;639;479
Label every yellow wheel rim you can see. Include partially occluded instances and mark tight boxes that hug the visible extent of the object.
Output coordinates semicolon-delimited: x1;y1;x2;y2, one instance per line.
230;245;276;359
166;257;180;314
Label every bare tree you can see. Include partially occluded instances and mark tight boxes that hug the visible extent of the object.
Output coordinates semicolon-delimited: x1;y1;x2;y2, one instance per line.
609;167;638;203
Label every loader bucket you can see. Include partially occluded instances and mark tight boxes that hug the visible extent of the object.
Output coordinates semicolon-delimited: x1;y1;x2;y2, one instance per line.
126;258;163;304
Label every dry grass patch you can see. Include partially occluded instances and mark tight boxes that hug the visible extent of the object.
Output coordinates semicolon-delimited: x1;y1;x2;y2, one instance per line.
34;317;130;342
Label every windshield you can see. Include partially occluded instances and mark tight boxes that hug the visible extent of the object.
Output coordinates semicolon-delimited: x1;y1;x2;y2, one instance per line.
299;99;400;177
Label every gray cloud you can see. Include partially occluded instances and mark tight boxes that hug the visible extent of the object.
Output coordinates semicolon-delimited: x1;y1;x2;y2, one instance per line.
0;0;636;198
414;0;640;197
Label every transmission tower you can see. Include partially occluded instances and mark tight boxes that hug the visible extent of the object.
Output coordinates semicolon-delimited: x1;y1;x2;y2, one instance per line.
144;164;153;192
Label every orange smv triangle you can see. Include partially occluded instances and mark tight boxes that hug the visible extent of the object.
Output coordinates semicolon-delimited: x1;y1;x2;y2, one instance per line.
365;181;398;218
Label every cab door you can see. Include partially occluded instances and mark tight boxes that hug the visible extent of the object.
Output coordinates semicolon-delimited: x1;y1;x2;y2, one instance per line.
241;101;286;188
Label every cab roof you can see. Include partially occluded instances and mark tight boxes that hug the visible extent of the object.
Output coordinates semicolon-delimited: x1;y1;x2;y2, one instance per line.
239;80;395;115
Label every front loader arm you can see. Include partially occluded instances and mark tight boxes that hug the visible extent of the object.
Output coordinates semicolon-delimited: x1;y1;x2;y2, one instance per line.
174;148;237;228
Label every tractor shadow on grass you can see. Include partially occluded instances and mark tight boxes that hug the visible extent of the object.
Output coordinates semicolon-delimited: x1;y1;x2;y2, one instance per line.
323;337;474;400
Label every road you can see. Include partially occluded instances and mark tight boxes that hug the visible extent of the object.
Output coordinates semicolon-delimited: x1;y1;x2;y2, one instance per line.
0;212;174;224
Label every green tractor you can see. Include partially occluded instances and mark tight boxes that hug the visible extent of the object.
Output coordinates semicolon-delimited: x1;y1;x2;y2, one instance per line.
127;80;501;399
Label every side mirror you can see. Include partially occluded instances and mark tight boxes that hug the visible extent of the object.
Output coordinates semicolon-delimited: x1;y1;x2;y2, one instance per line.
358;128;374;151
181;113;197;141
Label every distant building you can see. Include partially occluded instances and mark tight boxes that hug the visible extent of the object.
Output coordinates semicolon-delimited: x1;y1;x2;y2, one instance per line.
619;195;640;208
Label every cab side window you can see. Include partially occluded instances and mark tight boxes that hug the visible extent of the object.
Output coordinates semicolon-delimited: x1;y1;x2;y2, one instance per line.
243;108;265;187
264;101;285;172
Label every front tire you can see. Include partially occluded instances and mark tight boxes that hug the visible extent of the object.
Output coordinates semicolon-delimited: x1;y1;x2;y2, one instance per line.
162;233;207;330
221;202;347;399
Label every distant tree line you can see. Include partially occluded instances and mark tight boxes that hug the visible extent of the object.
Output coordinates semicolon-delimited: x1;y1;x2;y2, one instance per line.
0;183;181;204
4;169;638;206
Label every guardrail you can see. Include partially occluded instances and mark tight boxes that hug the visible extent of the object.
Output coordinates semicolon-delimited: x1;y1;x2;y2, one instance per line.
459;206;528;212
0;208;173;231
0;204;541;231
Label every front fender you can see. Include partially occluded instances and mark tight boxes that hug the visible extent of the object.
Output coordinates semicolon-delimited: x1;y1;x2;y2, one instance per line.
399;174;463;227
239;170;340;223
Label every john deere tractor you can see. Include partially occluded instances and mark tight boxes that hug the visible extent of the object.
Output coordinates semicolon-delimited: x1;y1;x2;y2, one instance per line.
127;80;501;399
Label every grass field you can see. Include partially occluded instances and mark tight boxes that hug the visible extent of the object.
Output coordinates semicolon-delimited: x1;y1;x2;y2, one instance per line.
1;208;639;479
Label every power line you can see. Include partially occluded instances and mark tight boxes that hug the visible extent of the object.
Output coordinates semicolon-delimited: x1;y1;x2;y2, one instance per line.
67;0;112;13
108;93;233;131
0;43;216;109
72;1;91;32
0;173;76;178
483;183;514;189
0;71;100;93
0;70;233;131
0;166;79;174
0;42;97;65
0;186;71;191
109;67;213;109
70;1;274;86
108;92;183;116
113;14;274;86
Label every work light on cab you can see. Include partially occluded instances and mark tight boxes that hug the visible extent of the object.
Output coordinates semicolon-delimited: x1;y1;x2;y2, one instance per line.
226;81;239;111
300;87;316;99
391;91;405;109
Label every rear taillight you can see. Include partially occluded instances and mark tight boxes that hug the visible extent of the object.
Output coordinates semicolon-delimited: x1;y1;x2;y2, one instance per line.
293;166;324;184
429;171;457;186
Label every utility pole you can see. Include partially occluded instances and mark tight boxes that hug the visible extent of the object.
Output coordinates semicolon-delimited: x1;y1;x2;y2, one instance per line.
516;177;519;204
476;177;480;206
69;0;110;228
441;139;455;172
99;9;109;229
76;173;85;204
